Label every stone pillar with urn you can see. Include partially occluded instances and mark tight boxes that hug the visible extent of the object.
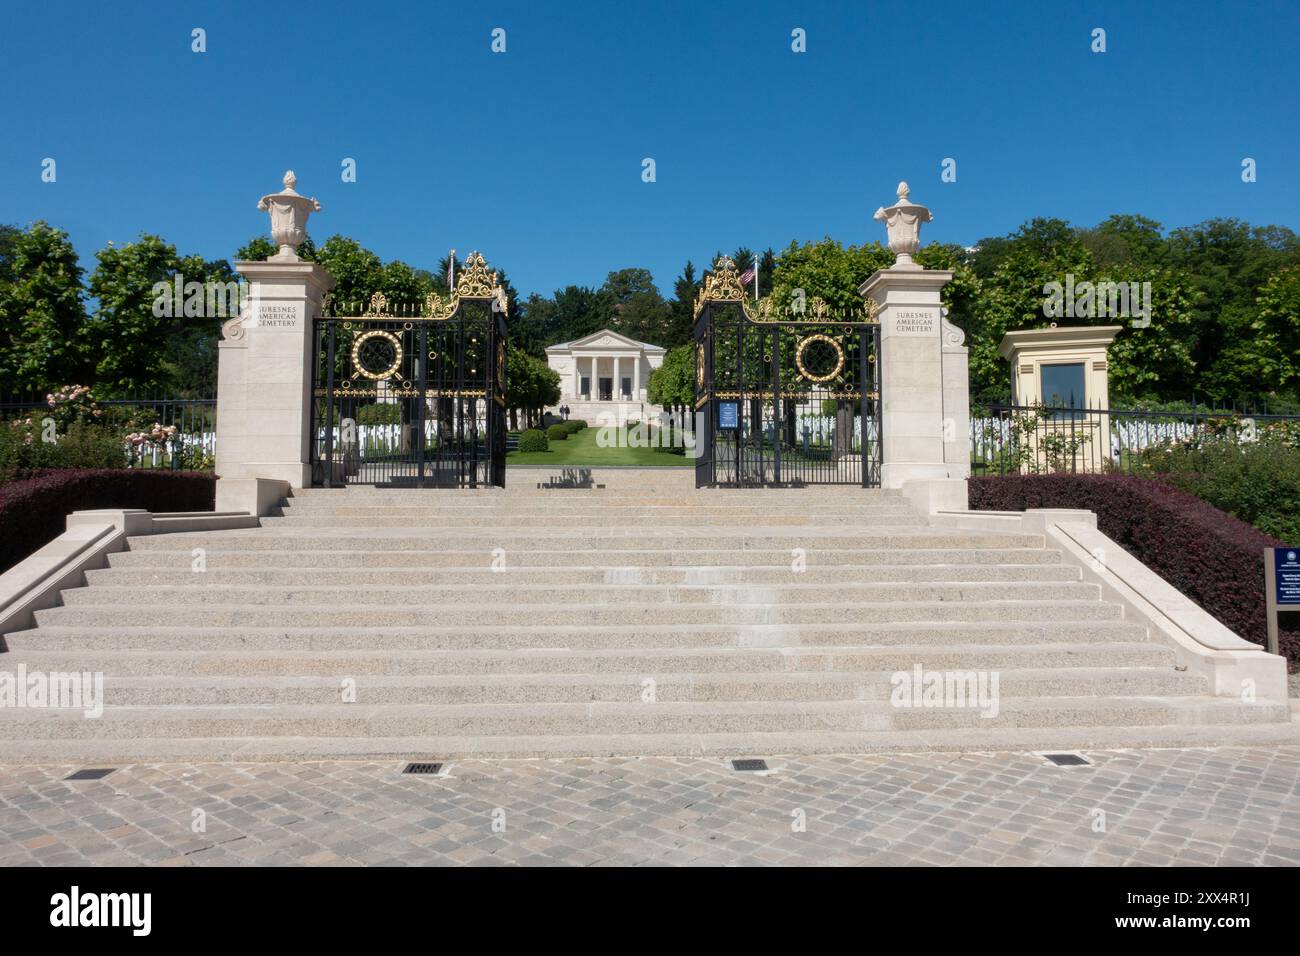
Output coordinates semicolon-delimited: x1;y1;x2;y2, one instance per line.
214;171;335;515
859;182;970;511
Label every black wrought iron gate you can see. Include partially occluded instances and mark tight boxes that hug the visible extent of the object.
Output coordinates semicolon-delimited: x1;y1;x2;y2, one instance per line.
310;251;508;488
692;258;881;487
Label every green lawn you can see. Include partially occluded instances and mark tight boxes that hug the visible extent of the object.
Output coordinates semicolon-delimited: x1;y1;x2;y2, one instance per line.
508;425;692;466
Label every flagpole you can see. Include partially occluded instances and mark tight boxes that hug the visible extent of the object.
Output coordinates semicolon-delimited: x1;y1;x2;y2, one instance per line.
754;253;759;302
449;249;456;291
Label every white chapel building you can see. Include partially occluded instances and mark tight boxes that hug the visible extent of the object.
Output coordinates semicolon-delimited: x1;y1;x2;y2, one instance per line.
545;329;667;425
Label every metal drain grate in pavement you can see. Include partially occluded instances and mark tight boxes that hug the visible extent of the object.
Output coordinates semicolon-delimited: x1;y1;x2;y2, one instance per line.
65;768;117;780
402;762;444;775
731;759;769;772
1043;753;1091;767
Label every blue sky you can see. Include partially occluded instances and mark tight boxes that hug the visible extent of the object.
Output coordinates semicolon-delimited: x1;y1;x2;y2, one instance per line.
1;0;1298;297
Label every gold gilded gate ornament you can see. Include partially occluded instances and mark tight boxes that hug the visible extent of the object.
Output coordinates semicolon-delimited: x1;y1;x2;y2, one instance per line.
795;333;845;383
351;329;403;380
691;255;882;322
692;256;754;320
324;251;508;320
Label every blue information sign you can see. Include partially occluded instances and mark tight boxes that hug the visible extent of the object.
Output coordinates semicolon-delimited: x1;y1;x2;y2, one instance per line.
718;402;738;430
1276;548;1300;606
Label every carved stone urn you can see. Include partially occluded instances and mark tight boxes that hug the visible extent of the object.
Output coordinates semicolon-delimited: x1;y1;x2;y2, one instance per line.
872;181;932;268
257;171;321;261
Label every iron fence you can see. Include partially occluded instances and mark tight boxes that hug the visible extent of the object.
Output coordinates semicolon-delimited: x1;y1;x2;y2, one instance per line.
0;391;217;469
971;401;1300;475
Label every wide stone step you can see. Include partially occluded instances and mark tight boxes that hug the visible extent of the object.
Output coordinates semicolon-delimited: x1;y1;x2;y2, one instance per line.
80;668;1208;706
8;641;1177;676
85;563;1084;587
288;487;893;501
0;696;1283;740
60;581;1103;607
32;599;1124;629
6;619;1146;652
123;530;1049;552
5;722;1298;762
274;500;921;515
260;512;926;528
105;546;1065;569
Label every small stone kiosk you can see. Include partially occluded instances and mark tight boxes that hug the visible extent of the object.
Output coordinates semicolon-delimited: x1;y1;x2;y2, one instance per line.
214;172;336;515
859;183;970;511
997;325;1120;472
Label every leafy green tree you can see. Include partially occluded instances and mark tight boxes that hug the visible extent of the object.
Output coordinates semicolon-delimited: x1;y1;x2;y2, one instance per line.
235;235;317;263
663;260;700;348
1078;215;1166;269
769;237;893;315
647;343;695;423
967;219;1094;402
0;222;92;393
1204;264;1300;403
512;293;556;357
544;285;615;345
380;260;432;310
313;235;383;311
969;218;1200;403
602;268;657;304
85;235;232;394
505;346;560;429
1165;218;1300;400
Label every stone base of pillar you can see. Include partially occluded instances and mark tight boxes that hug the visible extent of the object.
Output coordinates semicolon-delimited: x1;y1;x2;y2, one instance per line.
895;476;970;514
882;462;961;489
215;477;293;517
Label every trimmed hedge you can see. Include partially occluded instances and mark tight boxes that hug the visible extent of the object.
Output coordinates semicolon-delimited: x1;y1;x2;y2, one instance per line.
0;469;216;575
517;429;549;453
567;419;588;431
546;424;569;442
970;474;1298;666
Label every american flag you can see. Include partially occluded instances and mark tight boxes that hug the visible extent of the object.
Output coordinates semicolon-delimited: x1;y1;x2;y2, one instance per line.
739;264;756;285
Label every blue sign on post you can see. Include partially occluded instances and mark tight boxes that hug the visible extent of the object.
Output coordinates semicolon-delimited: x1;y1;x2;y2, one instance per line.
1275;548;1300;605
718;402;738;430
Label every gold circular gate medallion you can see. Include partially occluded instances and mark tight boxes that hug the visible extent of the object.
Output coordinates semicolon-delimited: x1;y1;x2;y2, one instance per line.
351;330;403;380
795;333;845;383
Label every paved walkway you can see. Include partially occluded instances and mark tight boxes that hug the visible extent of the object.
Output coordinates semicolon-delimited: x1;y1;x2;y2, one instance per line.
2;747;1298;866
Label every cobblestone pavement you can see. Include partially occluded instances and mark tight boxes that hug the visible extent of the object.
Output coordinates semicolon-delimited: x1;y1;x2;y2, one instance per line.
1;747;1298;866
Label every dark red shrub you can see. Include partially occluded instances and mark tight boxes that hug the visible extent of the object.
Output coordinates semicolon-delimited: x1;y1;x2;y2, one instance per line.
970;474;1299;667
0;469;215;574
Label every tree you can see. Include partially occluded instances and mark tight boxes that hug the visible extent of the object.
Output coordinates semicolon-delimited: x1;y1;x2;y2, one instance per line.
1204;264;1300;403
512;293;555;357
505;346;560;429
85;235;232;394
0;222;92;393
235;235;317;263
602;268;656;304
547;285;615;345
1077;215;1166;269
600;268;671;346
968;218;1200;403
380;260;432;310
662;260;700;348
647;343;695;425
769;237;893;315
1165;218;1300;401
312;235;383;311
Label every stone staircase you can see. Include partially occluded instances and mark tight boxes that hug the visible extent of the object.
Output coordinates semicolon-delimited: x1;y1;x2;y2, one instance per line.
0;473;1293;761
